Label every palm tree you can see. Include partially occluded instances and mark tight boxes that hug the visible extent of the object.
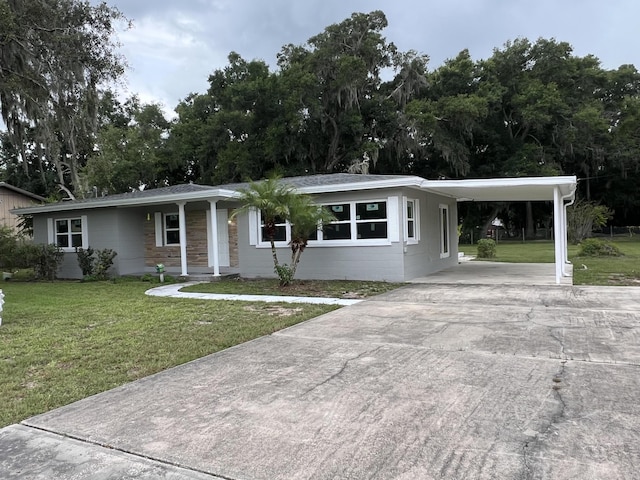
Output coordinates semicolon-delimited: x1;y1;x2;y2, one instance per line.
288;194;336;280
233;177;334;285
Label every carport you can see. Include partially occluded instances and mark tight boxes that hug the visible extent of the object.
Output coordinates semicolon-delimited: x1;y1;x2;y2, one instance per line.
421;176;578;284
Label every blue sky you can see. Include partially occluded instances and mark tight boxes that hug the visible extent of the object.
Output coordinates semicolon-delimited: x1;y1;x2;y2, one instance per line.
104;0;640;116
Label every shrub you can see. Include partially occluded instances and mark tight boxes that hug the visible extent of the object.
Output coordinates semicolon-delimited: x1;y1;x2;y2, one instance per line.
567;199;612;244
76;247;95;276
578;238;621;257
477;239;497;258
94;249;117;280
76;247;117;280
33;244;64;280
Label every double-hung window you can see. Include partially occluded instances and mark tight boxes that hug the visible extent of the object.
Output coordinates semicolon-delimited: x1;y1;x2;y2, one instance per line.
55;218;84;248
164;213;180;245
405;198;419;243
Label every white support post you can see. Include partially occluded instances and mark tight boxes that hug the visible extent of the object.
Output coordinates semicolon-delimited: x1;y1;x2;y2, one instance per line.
209;200;220;277
177;202;188;277
553;187;563;284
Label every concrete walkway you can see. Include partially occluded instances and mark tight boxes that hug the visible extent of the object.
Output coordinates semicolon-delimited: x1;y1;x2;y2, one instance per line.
2;277;640;479
145;282;363;306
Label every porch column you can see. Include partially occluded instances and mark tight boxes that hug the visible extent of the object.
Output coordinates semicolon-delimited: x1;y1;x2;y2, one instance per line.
209;200;220;276
553;187;563;284
177;201;188;277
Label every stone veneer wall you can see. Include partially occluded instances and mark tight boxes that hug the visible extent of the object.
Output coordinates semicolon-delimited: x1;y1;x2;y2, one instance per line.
144;210;207;268
144;209;239;269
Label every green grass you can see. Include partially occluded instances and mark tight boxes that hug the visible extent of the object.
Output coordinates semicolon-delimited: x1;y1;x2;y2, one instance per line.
461;237;640;286
181;278;404;298
0;280;337;428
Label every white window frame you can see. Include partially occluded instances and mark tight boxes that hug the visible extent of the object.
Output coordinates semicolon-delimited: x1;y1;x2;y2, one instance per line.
154;212;182;247
164;213;181;246
253;197;399;248
439;204;450;258
48;216;88;252
257;211;291;247
404;197;420;244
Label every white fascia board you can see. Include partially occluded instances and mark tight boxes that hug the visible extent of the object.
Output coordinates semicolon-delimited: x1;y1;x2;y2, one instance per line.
298;177;424;195
12;188;239;215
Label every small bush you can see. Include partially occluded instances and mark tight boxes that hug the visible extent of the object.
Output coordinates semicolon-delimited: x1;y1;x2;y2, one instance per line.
33;244;64;280
578;238;621;257
477;239;497;258
76;247;95;276
76;247;117;280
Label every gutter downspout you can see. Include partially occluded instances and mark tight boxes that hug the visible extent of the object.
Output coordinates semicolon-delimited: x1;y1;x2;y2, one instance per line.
562;194;576;277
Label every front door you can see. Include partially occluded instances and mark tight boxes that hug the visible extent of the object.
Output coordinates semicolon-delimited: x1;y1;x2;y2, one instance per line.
207;208;230;267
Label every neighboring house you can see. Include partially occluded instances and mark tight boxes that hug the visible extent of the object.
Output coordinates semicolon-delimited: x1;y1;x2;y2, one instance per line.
0;182;46;231
12;173;577;283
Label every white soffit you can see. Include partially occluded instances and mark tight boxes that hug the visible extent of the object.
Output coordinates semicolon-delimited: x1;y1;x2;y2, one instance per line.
421;176;577;202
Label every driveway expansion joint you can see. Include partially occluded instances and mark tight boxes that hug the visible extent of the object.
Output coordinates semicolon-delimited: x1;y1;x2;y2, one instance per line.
17;423;232;480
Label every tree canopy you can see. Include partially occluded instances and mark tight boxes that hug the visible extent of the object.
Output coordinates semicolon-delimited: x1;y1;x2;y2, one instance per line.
1;7;640;226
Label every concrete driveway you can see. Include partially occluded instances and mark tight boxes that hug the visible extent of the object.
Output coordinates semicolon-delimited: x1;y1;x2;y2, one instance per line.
2;280;640;479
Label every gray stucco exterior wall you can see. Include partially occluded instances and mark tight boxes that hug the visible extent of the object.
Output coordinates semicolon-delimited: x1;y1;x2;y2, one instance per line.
237;187;459;282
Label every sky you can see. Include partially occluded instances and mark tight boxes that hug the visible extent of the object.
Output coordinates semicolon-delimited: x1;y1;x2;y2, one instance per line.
104;0;640;117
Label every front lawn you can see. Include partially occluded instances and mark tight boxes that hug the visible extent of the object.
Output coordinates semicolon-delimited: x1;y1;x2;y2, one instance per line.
0;280;337;428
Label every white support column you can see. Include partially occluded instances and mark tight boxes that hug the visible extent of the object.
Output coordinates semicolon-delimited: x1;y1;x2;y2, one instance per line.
209;200;220;277
553;187;563;284
177;202;188;277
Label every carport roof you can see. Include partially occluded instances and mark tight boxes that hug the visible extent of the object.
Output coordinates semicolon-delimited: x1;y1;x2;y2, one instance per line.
421;176;577;202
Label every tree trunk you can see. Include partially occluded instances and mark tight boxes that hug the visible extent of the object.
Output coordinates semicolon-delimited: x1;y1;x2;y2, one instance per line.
525;201;535;239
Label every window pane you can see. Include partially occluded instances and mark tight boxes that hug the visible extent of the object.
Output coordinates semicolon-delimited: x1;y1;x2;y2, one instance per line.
165;214;179;229
327;204;350;222
407;202;414;219
408;221;415;238
71;234;83;247
56;220;69;234
262;225;286;242
56;235;69;248
357;222;388;239
323;223;351;240
308;229;318;241
166;231;180;245
356;202;386;220
71;219;83;232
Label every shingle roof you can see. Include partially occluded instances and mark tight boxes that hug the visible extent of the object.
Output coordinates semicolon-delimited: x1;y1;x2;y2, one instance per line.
12;173;424;214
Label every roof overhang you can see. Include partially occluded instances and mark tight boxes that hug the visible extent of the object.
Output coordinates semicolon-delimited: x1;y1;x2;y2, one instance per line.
12;188;241;215
421;176;577;202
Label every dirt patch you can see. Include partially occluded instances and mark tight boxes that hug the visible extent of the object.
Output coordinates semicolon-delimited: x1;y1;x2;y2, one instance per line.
243;305;304;317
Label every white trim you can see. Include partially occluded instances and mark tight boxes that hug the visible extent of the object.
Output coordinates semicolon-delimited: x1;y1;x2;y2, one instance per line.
52;216;87;252
209;201;220;276
47;218;54;244
81;215;88;249
177;203;187;276
248;209;258;246
439;204;450;259
163;213;180;246
403;197;420;244
15;188;241;215
387;196;400;242
154;212;163;247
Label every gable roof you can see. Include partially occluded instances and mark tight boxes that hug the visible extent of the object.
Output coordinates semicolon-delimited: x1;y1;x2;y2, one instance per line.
0;182;46;202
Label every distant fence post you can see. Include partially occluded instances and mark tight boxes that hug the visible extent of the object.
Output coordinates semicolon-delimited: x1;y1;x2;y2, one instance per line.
0;289;4;326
